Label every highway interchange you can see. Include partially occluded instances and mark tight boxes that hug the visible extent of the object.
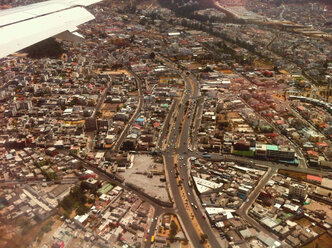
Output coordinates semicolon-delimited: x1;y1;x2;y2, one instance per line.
162;68;221;246
64;53;332;248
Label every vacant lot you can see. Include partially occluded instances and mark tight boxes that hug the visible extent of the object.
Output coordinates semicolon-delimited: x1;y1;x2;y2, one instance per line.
304;199;332;219
303;232;332;248
119;155;170;202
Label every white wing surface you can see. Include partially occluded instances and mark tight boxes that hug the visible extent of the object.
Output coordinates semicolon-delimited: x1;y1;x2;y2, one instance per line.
0;0;101;58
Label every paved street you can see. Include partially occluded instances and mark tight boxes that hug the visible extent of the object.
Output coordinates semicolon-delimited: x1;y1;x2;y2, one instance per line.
239;93;307;168
159;55;222;248
207;153;331;176
112;68;143;151
65;51;331;248
236;168;292;248
145;207;165;248
157;98;178;150
236;168;278;237
2;2;332;248
85;79;112;152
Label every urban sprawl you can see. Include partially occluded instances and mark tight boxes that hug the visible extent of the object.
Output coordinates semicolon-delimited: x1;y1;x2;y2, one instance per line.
0;0;332;248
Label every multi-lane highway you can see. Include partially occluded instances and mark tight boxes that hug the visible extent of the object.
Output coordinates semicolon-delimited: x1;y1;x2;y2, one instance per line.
161;66;205;246
155;52;331;248
67;50;332;248
159;55;222;248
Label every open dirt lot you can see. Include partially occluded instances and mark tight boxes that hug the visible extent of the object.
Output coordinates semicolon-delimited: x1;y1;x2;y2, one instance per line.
303;199;332;219
119;155;170;202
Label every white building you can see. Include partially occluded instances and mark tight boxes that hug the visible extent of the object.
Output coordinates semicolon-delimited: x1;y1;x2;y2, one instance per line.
289;183;307;200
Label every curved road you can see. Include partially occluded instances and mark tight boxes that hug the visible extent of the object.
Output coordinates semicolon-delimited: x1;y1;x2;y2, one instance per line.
161;57;222;248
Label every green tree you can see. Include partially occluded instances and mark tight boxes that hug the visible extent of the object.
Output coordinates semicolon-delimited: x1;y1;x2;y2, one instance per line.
169;220;178;242
60;195;75;211
76;205;90;216
63;210;70;219
149;52;156;59
200;233;208;244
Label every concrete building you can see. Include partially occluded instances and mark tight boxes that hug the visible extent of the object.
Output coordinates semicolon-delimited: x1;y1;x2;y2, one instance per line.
255;144;295;161
289;183;307;201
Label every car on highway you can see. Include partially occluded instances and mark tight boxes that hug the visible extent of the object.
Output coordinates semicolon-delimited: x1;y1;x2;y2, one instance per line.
203;154;211;158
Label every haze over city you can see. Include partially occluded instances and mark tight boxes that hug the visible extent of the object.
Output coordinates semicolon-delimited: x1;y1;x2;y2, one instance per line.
0;0;332;248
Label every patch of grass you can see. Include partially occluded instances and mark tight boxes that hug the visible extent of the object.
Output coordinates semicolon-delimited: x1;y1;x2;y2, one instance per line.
232;150;254;157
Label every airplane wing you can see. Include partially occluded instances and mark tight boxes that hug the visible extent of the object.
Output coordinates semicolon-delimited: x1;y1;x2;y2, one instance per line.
0;0;102;58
